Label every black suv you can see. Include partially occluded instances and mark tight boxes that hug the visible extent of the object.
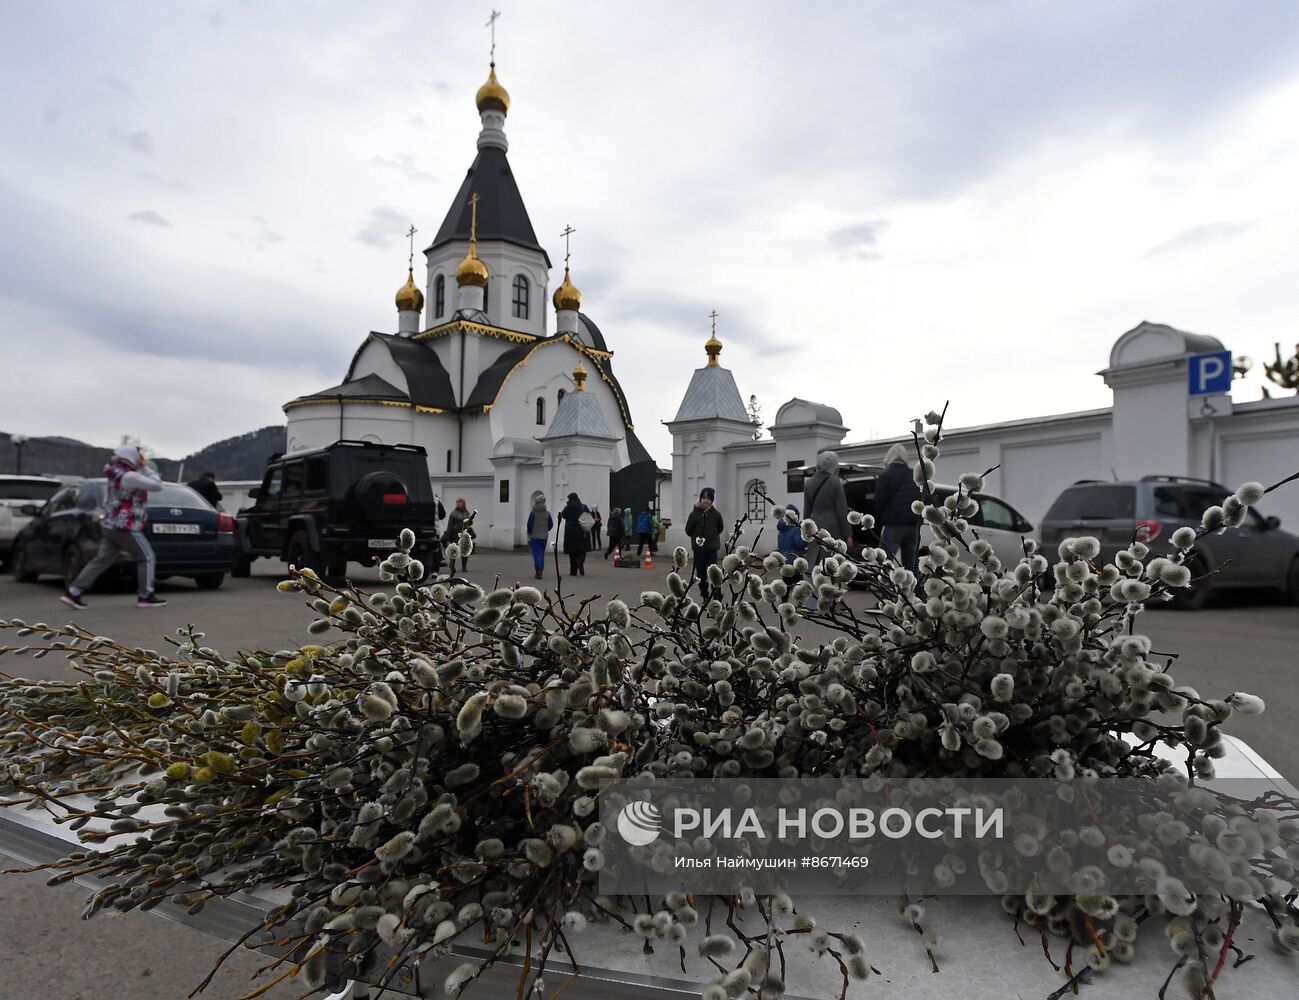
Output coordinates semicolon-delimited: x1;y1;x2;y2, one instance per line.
234;440;444;580
1039;476;1299;608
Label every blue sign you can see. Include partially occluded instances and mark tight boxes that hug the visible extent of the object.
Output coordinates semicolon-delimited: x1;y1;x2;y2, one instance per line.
1188;350;1232;396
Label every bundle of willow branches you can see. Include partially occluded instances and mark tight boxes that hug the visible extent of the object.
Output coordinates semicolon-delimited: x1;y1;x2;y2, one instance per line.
2;410;1297;1000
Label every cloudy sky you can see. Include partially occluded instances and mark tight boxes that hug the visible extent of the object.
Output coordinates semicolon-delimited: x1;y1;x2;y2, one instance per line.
3;1;1299;462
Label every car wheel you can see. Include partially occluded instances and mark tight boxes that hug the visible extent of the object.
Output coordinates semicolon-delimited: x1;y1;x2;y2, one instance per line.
10;544;38;583
231;552;253;578
1171;552;1211;610
286;531;319;574
62;546;87;591
193;572;225;590
1285;556;1299;605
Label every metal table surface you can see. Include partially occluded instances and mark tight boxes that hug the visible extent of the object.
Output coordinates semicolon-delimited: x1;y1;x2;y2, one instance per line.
2;735;1296;1000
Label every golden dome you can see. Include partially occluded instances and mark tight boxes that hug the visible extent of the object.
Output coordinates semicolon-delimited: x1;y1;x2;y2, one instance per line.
476;63;510;115
573;358;588;391
395;268;424;312
552;266;582;312
705;333;723;367
456;250;489;288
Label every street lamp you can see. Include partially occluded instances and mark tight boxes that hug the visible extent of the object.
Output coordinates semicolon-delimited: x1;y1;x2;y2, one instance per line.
10;434;27;476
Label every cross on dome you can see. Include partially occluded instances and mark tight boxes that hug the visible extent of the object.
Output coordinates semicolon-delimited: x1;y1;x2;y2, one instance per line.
706;310;723;367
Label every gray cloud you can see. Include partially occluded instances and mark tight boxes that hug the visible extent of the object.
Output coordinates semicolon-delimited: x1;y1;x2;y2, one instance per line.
41;105;62;125
1142;221;1257;260
111;127;153;154
128;209;171;227
828;220;889;260
229;215;285;251
373;152;435;182
607;290;795;358
137;170;189;192
354;206;410;250
103;75;132;96
0;178;339;375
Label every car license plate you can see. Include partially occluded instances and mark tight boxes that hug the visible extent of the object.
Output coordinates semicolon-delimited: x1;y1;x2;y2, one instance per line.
153;523;200;535
368;538;398;549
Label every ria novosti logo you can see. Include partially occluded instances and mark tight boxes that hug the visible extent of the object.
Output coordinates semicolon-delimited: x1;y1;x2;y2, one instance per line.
615;801;662;846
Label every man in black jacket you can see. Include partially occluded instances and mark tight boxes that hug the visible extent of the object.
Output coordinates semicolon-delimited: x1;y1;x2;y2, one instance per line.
188;472;222;508
684;487;724;599
873;444;922;571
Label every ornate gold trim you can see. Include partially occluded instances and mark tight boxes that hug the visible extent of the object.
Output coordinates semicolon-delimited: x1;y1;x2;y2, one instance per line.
414;319;613;358
283;397;415;413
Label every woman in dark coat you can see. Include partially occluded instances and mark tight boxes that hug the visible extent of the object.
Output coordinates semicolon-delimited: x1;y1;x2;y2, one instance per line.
873;443;922;572
604;504;624;558
560;492;590;576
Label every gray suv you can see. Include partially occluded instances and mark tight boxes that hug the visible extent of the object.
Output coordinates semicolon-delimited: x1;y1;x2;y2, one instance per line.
1039;476;1299;609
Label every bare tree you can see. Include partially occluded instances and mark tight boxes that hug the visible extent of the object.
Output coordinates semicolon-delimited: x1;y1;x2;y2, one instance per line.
1263;341;1299;397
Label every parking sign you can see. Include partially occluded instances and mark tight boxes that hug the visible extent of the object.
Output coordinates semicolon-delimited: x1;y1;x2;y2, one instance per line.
1188;350;1232;396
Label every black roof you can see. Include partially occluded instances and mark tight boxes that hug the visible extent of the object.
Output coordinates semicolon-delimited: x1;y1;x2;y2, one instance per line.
345;335;458;411
577;312;608;352
625;429;653;465
428;145;551;266
465;341;534;411
295;372;409;404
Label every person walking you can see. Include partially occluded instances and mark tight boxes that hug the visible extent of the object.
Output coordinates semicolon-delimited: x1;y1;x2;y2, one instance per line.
634;506;655;555
61;444;167;609
188;471;222;508
443;498;475;573
685;487;724;600
428;494;448;574
803;450;852;567
604;504;624;558
776;503;807;562
590;507;602;550
560;492;590;576
622;506;633;544
526;491;553;579
874;443;922;572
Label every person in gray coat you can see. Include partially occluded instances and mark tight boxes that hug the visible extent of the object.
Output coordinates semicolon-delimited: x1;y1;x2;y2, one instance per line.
802;450;851;566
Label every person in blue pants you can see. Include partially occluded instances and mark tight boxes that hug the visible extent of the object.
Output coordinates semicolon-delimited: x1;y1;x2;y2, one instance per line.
526;491;553;579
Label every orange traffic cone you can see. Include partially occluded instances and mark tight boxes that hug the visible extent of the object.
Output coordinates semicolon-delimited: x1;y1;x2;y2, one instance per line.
644;550;653;569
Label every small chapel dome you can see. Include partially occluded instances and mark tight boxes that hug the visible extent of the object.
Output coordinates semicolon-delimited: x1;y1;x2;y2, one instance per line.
476;63;510;115
552;267;582;312
456;249;489;288
395;269;424;312
705;332;723;367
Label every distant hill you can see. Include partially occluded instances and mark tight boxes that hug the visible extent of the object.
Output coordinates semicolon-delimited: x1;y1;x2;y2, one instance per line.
0;426;286;481
181;426;287;479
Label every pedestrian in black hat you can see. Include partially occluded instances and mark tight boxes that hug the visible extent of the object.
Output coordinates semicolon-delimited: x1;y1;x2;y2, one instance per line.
684;486;724;599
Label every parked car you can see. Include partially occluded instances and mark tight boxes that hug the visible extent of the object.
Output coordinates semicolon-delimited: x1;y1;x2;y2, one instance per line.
9;479;236;590
1038;476;1299;608
789;463;1037;569
0;475;62;568
235;440;444;580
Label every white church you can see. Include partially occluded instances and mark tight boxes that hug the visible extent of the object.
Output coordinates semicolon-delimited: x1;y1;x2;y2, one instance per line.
284;61;656;549
280;57;1299;554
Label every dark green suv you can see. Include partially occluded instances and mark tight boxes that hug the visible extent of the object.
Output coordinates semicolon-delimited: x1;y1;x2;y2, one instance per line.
234;440;444;580
1038;476;1299;609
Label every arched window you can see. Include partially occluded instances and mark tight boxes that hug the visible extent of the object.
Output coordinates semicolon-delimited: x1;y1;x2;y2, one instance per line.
512;275;530;320
557;388;566;408
536;397;545;425
434;275;445;318
745;479;767;520
481;280;488;314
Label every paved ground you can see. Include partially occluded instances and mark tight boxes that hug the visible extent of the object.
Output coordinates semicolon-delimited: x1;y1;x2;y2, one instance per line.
0;548;1295;998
